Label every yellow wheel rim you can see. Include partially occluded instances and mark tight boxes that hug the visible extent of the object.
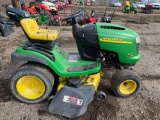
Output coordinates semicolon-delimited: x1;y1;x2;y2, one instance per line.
16;76;45;99
119;80;137;95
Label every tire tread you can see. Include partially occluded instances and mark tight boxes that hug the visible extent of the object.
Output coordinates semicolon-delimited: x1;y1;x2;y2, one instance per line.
10;63;55;103
111;70;141;98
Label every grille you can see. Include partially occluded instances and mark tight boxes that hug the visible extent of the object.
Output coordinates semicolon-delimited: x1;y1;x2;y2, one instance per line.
100;26;125;30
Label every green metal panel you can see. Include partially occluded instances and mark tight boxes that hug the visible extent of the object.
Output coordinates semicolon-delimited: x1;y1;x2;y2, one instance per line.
96;22;140;64
15;43;101;77
131;3;137;10
126;6;130;10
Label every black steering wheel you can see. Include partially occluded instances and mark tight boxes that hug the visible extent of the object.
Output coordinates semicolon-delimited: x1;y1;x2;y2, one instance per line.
61;11;84;21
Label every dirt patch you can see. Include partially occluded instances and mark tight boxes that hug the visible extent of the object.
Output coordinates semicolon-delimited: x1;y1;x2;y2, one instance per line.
61;28;72;31
140;74;160;81
0;79;13;102
126;19;148;24
38;109;48;116
136;92;160;120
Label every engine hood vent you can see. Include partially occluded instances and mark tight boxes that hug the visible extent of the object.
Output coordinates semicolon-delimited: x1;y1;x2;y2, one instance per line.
101;26;125;30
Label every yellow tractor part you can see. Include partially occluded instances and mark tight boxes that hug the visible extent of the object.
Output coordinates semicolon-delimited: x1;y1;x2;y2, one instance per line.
57;72;101;91
85;73;101;91
119;80;137;95
16;76;45;99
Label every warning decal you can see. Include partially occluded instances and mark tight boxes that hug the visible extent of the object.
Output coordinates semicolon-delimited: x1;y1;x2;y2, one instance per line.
63;96;83;106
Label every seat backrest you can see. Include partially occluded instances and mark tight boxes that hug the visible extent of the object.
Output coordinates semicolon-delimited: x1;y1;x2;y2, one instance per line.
20;18;39;35
20;18;58;42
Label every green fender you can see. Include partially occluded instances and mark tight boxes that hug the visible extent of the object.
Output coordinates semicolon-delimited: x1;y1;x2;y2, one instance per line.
12;43;101;77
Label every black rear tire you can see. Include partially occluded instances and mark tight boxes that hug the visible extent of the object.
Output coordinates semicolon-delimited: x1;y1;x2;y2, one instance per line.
9;63;55;103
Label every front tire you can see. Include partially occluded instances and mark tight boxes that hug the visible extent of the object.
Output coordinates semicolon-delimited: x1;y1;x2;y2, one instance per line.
128;10;131;14
10;63;55;103
111;70;141;98
134;10;137;14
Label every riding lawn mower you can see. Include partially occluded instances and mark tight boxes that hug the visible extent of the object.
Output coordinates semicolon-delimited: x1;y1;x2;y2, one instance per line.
73;8;97;25
2;4;30;26
123;3;137;14
10;11;141;118
72;8;115;25
77;0;85;6
100;8;115;23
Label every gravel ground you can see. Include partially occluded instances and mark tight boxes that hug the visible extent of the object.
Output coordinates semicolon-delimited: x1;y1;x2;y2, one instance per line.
0;6;160;120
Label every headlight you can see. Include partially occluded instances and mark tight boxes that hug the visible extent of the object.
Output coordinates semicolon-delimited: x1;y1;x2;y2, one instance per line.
136;36;141;44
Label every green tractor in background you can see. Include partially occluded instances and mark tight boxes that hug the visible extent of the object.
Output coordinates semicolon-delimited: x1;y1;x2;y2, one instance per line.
123;3;138;14
10;11;141;118
77;0;85;6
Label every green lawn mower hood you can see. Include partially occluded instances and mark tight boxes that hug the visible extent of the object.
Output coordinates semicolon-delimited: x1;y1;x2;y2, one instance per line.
96;22;140;64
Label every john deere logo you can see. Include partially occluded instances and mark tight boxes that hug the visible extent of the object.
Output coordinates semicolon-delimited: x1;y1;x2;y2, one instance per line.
100;38;132;44
100;38;123;42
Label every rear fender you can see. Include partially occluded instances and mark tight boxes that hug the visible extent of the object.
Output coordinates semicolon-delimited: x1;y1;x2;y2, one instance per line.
11;51;48;66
